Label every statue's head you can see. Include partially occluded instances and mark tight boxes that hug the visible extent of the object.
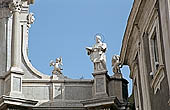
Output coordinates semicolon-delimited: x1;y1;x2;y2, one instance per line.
56;58;60;63
96;35;102;43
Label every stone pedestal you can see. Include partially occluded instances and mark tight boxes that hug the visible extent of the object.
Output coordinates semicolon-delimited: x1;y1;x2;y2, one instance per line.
4;67;24;98
51;74;60;80
113;73;123;79
4;1;24;99
50;73;65;80
92;70;109;98
109;73;128;102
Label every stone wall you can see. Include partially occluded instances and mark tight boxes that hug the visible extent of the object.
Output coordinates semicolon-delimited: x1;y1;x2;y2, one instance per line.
22;79;93;103
120;0;170;110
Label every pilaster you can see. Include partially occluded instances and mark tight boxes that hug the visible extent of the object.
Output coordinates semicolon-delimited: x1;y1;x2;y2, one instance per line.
0;1;12;75
160;0;170;104
3;1;24;98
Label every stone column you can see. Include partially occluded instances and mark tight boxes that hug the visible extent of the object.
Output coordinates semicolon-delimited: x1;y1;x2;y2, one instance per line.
4;1;24;98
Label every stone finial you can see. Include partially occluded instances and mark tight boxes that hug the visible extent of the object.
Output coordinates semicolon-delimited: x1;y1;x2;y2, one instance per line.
112;55;121;74
86;34;107;72
50;57;63;75
9;1;22;12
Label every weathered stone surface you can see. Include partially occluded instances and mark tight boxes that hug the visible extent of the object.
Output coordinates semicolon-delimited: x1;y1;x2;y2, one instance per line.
96;77;104;93
65;86;92;100
13;76;21;92
0;0;129;110
23;86;50;100
120;0;170;110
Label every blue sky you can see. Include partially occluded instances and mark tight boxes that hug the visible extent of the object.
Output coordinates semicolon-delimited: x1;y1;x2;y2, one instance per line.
29;0;134;95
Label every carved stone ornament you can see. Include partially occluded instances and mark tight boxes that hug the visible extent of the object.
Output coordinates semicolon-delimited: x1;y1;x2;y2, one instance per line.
9;1;22;12
27;13;35;28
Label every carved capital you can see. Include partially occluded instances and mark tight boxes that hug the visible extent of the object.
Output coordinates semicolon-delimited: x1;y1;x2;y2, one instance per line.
9;1;22;12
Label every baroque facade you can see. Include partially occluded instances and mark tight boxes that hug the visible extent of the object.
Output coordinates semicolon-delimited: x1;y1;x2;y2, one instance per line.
0;0;129;110
120;0;170;110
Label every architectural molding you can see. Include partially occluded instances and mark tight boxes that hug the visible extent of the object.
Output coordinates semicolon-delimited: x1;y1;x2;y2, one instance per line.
81;96;120;108
22;79;93;83
0;95;38;109
120;0;142;64
151;65;165;94
21;14;50;79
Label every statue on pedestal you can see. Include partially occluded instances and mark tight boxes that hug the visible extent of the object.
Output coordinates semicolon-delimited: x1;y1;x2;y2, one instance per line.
112;55;121;74
50;57;63;75
86;34;107;72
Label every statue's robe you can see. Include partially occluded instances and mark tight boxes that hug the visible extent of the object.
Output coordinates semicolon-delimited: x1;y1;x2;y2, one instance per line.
86;42;107;72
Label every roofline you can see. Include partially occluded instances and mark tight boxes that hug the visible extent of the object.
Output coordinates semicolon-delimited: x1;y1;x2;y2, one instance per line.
120;0;142;65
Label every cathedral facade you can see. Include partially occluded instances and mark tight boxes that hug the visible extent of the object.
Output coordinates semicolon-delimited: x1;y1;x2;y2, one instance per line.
0;0;128;110
1;0;169;110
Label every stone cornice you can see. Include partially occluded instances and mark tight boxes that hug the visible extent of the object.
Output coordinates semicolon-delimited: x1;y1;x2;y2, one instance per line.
0;95;38;109
81;96;120;108
120;0;157;66
22;79;94;83
120;0;142;65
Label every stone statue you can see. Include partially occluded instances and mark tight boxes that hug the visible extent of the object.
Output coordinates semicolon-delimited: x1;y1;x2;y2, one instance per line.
112;55;121;74
50;57;63;74
86;34;107;72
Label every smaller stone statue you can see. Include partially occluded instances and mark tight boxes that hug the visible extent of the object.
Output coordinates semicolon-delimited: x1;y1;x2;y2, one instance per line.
50;57;63;74
86;34;107;72
112;55;121;74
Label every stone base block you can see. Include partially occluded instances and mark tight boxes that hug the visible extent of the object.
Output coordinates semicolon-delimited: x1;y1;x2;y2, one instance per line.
0;95;38;110
81;96;120;109
92;70;109;98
